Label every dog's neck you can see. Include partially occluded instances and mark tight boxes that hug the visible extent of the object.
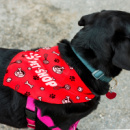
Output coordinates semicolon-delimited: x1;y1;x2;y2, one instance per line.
71;46;112;82
58;40;122;96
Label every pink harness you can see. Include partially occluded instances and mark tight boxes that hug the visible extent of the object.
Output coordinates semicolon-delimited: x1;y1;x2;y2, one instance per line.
26;97;79;130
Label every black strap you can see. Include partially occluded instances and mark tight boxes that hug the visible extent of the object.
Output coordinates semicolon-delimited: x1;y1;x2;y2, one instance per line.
26;108;36;121
49;126;58;130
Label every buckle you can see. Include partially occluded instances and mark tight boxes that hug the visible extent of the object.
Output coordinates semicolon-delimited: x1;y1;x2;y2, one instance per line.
92;70;104;80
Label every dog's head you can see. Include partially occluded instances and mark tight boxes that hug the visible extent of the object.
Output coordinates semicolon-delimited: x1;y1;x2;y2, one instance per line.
72;10;130;71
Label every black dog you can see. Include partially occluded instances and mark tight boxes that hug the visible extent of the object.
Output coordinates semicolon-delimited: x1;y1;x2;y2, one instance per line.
0;10;130;130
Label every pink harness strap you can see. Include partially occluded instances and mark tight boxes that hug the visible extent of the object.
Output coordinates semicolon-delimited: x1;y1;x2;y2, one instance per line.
37;109;61;130
26;97;79;130
26;97;36;129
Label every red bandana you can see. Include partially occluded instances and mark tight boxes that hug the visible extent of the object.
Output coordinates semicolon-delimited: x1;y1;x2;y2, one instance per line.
3;46;95;104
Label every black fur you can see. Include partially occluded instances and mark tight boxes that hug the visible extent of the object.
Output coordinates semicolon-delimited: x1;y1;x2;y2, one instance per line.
0;10;130;130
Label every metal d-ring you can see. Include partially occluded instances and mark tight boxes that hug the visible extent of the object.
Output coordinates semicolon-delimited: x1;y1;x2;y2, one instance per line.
109;78;117;92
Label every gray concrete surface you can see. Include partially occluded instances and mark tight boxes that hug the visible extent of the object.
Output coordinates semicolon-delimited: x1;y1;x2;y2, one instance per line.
0;0;130;129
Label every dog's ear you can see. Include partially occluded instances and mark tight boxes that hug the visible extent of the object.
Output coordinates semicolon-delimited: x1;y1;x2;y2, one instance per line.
112;28;130;70
78;10;106;26
101;10;106;12
78;12;99;26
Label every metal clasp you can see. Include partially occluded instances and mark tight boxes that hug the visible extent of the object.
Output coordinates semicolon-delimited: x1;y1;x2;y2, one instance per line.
92;70;104;80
